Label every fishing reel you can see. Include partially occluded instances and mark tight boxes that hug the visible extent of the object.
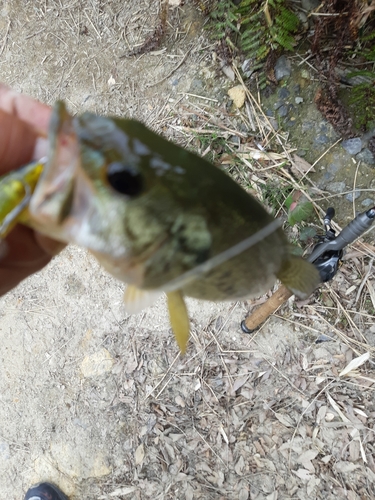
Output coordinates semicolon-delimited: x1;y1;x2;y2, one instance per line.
308;205;375;282
240;204;375;334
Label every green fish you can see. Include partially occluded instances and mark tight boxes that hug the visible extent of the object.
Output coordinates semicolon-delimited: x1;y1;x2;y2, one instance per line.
4;102;320;353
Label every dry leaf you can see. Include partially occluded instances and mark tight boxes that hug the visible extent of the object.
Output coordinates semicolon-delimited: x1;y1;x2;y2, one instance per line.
230;376;249;394
175;395;185;407
275;413;294;427
333;461;360;473
135;443;145;465
298;450;319;463
327;393;350;422
235;456;245;475
339;352;370;377
291;154;315;179
293;468;314;481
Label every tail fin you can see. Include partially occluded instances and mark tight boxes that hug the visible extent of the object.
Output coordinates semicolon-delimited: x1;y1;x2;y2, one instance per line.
276;256;320;299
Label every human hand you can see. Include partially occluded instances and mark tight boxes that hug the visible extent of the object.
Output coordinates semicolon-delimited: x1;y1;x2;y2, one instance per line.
0;84;65;296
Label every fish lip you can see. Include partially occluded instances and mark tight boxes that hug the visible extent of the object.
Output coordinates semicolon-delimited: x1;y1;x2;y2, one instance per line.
29;102;81;235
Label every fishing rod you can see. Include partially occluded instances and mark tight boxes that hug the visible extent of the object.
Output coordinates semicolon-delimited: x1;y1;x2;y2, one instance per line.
241;205;375;333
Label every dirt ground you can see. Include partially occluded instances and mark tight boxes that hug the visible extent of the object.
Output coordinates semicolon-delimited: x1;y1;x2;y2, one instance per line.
1;1;375;499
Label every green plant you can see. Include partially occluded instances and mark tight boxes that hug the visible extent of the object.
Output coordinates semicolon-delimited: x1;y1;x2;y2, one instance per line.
260;181;292;215
209;0;240;41
346;29;375;131
347;70;375;131
284;191;314;226
207;0;299;85
239;0;300;57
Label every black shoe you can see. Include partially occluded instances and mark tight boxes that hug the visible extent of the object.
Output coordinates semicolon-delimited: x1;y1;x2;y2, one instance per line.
24;482;69;500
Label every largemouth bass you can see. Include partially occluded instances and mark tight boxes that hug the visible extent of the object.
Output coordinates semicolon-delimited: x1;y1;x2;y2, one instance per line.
2;102;320;353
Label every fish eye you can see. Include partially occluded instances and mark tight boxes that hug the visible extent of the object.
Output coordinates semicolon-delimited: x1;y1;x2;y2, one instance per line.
106;162;143;197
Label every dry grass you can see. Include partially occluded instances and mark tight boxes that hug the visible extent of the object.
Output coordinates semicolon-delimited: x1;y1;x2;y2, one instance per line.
1;1;375;499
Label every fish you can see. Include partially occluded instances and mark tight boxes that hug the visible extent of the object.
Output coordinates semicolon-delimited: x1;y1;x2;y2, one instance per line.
3;102;320;353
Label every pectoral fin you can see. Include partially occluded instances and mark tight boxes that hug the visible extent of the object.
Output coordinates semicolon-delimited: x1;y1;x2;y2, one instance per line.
166;291;190;355
123;285;161;314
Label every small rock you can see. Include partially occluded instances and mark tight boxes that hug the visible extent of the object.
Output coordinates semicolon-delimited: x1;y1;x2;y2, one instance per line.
285;118;297;128
277;104;289;117
302;0;320;10
296;149;307;157
301;69;310;80
241;59;253;78
302;121;313;131
356;147;375;165
274;101;284;110
345;190;361;202
362;198;374;207
315;134;329;145
228;85;246;109
342;137;362;155
220;63;235;81
316;334;333;344
278;87;290;99
327;163;339;175
269;118;278;131
274;55;291;81
326;181;346;193
80;348;114;378
295;96;304;104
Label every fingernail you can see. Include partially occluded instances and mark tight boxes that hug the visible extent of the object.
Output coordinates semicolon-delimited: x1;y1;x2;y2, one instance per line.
0;239;9;260
33;136;49;161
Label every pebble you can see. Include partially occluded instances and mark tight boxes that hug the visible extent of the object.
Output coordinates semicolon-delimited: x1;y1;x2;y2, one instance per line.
228;85;246;109
285;118;297;128
302;0;320;9
327;163;339;175
342;137;362;155
274;55;291;81
362;198;374;207
356;147;375;165
345;190;361;202
278;87;290;99
277;104;289;117
315;134;329;145
295;97;304;104
315;334;333;344
326;181;346;193
302;121;313;131
241;58;253;78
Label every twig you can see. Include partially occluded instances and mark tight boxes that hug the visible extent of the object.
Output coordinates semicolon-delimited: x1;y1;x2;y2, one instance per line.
147;47;192;88
355;259;373;304
352;160;361;218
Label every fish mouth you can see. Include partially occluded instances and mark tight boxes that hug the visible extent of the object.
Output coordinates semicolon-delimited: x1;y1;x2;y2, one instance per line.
29;101;81;239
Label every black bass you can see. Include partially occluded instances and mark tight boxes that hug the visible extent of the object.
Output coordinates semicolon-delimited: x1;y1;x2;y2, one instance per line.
3;102;320;353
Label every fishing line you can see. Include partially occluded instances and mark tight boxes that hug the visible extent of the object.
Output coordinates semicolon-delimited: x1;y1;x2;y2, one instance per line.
162;218;282;292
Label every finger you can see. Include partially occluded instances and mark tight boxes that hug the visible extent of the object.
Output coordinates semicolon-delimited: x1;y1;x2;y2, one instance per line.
0;83;51;133
1;225;51;268
35;232;66;257
0;109;39;173
0;226;52;296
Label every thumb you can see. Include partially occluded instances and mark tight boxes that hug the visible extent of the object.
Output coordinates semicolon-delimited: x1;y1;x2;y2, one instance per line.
34;232;66;257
